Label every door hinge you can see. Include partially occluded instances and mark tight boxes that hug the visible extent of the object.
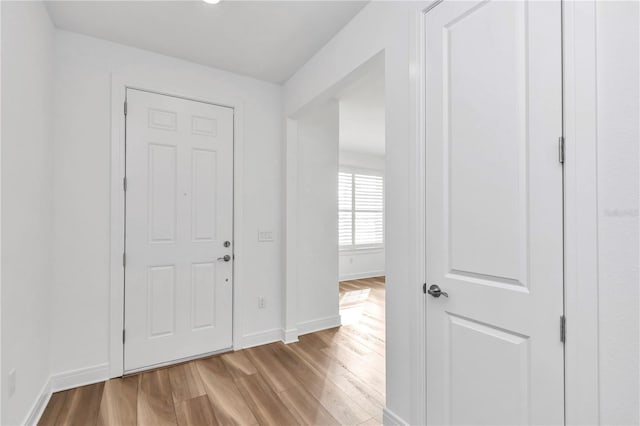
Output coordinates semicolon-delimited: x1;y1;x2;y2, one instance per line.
423;283;427;294
123;176;127;192
560;315;566;343
122;329;126;343
122;252;126;268
124;100;128;116
558;136;565;164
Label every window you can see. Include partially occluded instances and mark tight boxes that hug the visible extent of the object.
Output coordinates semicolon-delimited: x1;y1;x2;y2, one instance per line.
338;170;384;249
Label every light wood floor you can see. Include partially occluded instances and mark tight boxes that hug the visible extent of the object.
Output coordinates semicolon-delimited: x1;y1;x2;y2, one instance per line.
39;277;385;426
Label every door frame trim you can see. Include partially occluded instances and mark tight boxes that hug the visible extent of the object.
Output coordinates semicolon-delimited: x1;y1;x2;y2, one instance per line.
561;1;600;423
109;74;245;378
416;1;600;424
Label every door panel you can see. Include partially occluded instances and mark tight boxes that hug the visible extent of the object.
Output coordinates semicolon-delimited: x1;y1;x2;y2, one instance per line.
125;89;234;372
148;265;175;337
191;149;217;241
148;144;177;242
192;262;217;329
447;0;528;287
448;313;530;426
425;1;564;424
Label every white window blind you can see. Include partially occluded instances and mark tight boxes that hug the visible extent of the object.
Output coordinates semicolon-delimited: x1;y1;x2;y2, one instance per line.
338;171;384;248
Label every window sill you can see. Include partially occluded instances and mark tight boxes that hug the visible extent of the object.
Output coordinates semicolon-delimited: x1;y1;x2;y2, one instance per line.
339;246;384;255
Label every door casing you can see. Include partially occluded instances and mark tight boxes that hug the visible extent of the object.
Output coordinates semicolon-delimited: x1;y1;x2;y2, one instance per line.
109;74;246;378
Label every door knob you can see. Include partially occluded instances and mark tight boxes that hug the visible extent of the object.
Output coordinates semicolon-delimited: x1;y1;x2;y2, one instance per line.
427;284;448;298
217;255;231;262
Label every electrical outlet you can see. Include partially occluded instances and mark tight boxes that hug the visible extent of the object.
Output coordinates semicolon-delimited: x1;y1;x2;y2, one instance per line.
8;369;16;399
258;297;266;309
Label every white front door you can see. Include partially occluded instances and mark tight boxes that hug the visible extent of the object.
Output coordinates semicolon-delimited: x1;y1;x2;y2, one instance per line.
424;1;564;424
124;89;234;372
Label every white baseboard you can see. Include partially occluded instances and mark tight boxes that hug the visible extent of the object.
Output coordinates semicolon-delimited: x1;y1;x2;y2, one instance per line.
50;363;110;392
339;271;385;281
282;328;299;344
24;379;52;426
297;315;342;336
23;363;110;426
383;407;409;426
241;320;339;347
238;327;284;350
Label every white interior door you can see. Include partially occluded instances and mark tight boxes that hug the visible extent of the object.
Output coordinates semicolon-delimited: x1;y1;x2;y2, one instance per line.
125;89;234;372
424;1;564;424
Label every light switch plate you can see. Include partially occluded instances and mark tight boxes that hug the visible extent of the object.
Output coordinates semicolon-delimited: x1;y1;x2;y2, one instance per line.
258;230;274;242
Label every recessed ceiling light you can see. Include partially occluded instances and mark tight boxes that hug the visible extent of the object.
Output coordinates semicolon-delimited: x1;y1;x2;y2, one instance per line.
203;0;221;4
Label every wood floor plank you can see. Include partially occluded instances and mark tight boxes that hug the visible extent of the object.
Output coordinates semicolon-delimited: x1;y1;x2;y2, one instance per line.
329;373;385;421
138;369;177;426
288;338;351;378
300;332;332;351
271;342;371;425
245;343;300;392
339;326;385;356
220;350;258;379
98;376;138;426
278;385;339;426
38;391;69;426
174;395;219;426
168;362;206;404
322;339;385;393
358;417;383;425
317;328;373;356
234;373;299;425
55;382;105;426
195;356;258;425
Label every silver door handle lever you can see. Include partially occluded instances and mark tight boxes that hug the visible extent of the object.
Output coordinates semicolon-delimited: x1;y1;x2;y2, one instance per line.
427;284;448;298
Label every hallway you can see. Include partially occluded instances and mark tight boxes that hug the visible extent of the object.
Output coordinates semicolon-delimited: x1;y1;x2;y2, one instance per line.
38;277;385;425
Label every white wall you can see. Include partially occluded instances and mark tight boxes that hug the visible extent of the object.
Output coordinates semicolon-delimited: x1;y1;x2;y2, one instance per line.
340;150;385;171
1;2;55;424
339;249;385;282
296;101;341;333
51;31;284;376
595;2;639;423
285;1;640;424
339;150;385;281
338;65;385;156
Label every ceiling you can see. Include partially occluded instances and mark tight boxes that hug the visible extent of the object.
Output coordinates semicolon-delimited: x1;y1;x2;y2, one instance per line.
338;61;385;156
45;1;367;83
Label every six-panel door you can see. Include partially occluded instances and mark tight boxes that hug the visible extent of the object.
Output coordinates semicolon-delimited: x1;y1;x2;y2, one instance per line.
124;89;234;372
424;1;564;424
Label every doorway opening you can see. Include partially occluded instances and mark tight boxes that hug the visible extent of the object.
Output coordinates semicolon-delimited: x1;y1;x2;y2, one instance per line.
285;52;387;414
336;63;386;332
